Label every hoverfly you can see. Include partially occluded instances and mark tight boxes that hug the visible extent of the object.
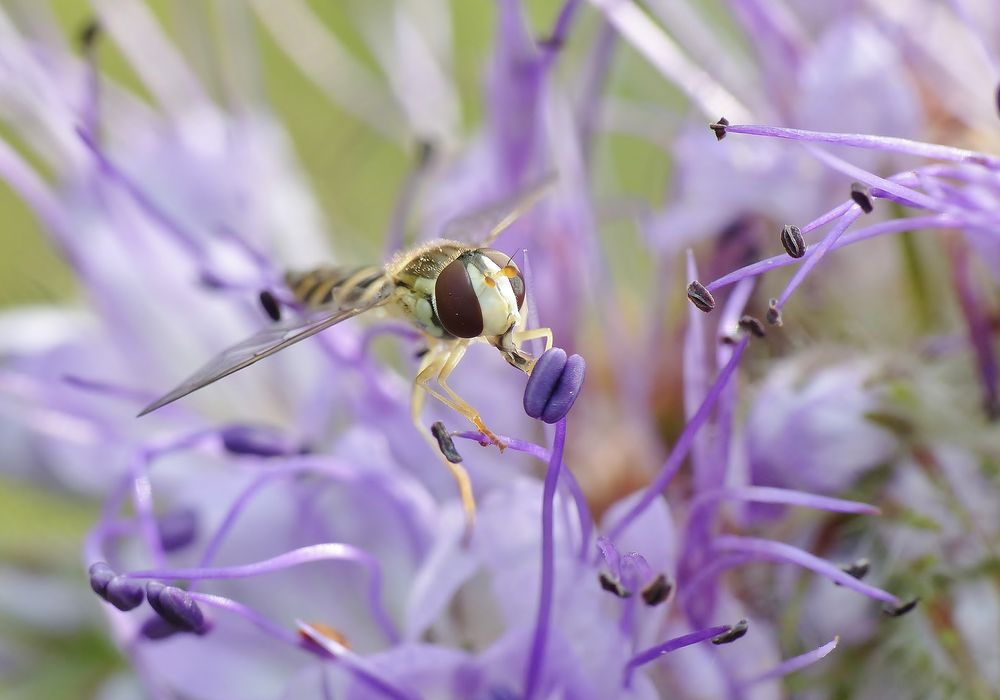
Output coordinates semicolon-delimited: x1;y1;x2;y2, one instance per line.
139;178;556;531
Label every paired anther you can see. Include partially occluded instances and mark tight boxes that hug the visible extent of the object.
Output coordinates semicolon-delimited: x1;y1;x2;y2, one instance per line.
79;18;101;50
686;281;716;313
89;562;144;611
156;508;198;552
146;581;211;634
738;315;766;338
523;348;586;423
780;224;805;259
710;117;730;141
765;299;782;326
220;424;301;457
640;573;672;606
711;618;749;644
882;598;919;618
850;182;874;214
836;558;870;584
599;572;631;598
431;421;463;463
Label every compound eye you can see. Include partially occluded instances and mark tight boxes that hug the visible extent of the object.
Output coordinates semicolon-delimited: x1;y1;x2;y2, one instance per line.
483;249;526;311
434;257;484;338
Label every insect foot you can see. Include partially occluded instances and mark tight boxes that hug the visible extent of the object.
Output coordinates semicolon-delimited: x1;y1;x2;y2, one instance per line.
523;348;586;424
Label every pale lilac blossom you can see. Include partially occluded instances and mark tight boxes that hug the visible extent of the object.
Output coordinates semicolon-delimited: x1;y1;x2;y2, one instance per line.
2;1;997;699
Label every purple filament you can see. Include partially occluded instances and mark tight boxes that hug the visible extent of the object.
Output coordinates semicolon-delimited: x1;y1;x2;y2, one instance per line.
806;147;943;212
950;240;999;418
186;593;414;700
522;418;567;700
604;337;750;544
296;621;418;700
720;123;1000;168
76;127;202;255
453;430;592;561
623;624;731;686
706;215;961;292
195;460;358;571
688;486;881;520
125;543;400;644
744;637;839;686
772;206;863;311
712;536;899;605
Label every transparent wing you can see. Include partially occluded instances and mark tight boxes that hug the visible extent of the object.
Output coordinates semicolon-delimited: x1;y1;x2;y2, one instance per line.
138;283;392;416
438;173;557;246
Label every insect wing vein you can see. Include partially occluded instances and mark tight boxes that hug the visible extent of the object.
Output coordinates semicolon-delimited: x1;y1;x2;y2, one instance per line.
438;173;556;246
138;283;391;416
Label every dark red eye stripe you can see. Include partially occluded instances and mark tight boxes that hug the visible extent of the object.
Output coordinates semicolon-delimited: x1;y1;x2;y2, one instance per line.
434;256;484;338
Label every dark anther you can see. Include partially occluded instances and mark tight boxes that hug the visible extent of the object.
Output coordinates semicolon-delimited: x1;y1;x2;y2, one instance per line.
780;224;805;259
476;686;521;700
431;421;463;464
883;597;919;618
538;35;565;51
850;182;874;214
710;117;730;141
712;618;749;645
140;615;182;640
79;18;101;50
220;424;299;457
523;348;587;423
414;347;429;360
686;281;716;313
415;139;436;168
738;315;766;338
640;574;672;606
146;581;209;633
104;576;146;611
89;562;115;597
156;508;198;553
298;621;350;650
259;290;281;321
598;572;631;598
88;562;144;611
836;558;870;584
765;299;782;326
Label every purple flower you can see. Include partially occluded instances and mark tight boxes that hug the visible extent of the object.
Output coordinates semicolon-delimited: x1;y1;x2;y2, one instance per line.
745;357;900;501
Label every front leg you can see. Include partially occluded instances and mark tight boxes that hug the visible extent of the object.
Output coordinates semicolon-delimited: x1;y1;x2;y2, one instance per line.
511;326;553;356
436;341;505;449
411;345;477;536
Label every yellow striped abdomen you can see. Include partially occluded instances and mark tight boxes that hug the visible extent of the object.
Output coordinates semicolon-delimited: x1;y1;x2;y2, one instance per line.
285;265;389;309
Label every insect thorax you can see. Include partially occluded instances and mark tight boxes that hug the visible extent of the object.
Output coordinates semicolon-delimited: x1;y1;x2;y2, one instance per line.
389;242;467;339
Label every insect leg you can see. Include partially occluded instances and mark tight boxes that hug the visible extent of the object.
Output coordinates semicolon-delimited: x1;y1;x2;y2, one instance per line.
411;345;478;537
433;343;506;449
510;326;554;354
